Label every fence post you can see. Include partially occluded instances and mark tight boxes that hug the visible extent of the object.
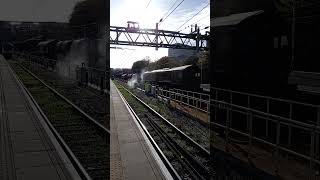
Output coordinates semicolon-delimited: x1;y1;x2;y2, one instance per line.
247;96;251;133
226;105;230;153
85;71;88;87
91;70;93;84
288;103;293;148
316;107;320;163
230;92;233;128
214;90;218;132
193;93;195;107
266;99;270;139
248;112;253;161
275;119;281;175
100;76;104;95
310;128;315;178
80;63;86;87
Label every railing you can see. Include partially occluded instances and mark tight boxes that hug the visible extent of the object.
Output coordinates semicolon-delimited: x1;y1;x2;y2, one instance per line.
76;66;108;93
156;88;210;114
211;86;320;138
13;52;108;94
211;87;320;178
172;88;210;100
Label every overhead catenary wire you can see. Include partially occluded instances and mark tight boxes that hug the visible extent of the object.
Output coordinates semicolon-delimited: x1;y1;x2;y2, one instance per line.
178;14;210;32
145;0;152;9
159;0;185;25
158;0;180;23
176;3;209;31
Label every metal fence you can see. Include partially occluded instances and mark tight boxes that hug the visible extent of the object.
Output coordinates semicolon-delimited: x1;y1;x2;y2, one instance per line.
156;88;210;113
76;65;108;93
211;87;320;178
13;52;108;94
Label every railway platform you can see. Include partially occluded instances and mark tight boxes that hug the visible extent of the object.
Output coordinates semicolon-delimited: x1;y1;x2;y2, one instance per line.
0;55;80;180
110;81;173;180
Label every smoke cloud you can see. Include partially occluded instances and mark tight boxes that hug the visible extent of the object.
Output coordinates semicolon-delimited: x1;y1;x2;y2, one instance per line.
127;74;137;88
56;39;88;79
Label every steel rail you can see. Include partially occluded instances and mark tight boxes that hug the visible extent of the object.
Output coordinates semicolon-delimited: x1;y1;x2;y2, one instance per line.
119;83;210;155
144;113;210;179
116;83;211;177
18;63;110;134
115;83;181;180
7;62;93;180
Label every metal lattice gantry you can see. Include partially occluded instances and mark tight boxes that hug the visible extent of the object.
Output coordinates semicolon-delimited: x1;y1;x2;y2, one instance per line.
109;26;209;51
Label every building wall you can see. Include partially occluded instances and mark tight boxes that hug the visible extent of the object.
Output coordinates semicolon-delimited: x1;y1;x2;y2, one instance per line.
168;48;197;63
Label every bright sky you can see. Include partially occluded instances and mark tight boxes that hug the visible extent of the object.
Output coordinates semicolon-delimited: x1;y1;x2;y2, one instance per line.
110;0;210;68
0;0;81;22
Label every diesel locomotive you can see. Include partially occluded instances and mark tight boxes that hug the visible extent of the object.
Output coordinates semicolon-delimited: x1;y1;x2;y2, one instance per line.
143;64;205;92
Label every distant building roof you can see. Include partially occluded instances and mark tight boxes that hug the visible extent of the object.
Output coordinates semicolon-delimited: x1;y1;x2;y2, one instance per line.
169;65;193;71
127;21;139;24
211;10;264;27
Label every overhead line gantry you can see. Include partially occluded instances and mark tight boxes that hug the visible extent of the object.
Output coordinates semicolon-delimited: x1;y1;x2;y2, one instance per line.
109;24;209;51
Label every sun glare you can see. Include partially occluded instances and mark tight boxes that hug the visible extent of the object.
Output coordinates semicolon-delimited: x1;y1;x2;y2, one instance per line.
123;0;162;29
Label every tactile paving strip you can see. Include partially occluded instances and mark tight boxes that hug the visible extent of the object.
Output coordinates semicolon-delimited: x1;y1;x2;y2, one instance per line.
110;96;123;180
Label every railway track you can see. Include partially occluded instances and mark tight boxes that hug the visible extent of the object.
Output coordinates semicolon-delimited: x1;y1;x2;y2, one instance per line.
116;79;210;150
9;61;109;180
114;82;211;179
19;60;109;129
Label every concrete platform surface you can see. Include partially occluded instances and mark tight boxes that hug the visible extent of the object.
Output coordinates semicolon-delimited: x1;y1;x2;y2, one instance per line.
110;80;173;180
0;55;81;180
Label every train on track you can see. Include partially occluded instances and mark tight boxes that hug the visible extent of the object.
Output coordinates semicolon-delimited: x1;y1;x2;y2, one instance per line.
143;65;203;91
1;38;73;60
3;37;93;62
115;63;209;94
